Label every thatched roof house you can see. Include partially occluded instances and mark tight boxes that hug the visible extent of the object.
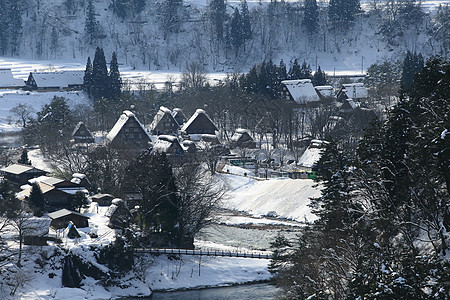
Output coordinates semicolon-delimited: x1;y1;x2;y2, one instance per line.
149;106;180;135
106;110;151;149
181;109;218;135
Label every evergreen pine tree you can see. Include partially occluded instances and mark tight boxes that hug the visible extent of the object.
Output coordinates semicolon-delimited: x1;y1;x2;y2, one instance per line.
210;0;227;42
240;0;251;41
108;52;122;99
299;62;313;79
311;139;360;231
312;66;327;86
329;0;360;30
85;0;97;45
8;0;22;56
71;191;88;212
400;51;424;93
230;7;243;53
303;0;319;35
28;182;45;216
0;0;8;55
18;149;31;165
91;47;109;99
83;56;93;96
278;59;287;81
288;59;302;79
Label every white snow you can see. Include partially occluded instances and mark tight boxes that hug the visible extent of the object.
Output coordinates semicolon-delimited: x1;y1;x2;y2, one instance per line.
0;68;25;87
0;90;89;133
297;147;323;169
221;174;321;222
28;71;84;88
341;83;368;99
282;79;320;103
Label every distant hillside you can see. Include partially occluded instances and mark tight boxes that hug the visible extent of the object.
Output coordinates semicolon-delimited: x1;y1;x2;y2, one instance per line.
1;0;449;73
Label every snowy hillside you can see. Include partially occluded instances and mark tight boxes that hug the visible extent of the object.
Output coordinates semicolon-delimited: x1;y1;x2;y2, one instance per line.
0;0;447;74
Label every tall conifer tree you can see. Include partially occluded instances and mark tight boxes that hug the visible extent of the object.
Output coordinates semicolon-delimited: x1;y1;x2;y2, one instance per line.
92;47;108;99
83;56;93;96
108;52;122;99
85;0;97;45
303;0;319;35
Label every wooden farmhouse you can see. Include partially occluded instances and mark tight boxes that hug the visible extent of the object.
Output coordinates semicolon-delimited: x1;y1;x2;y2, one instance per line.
172;108;187;126
1;163;48;188
105;199;132;229
106;110;152;149
152;135;184;156
0;69;25;89
47;209;89;229
181;109;219;135
72;122;95;143
231;129;257;149
90;193;115;206
19;182;73;211
314;85;334;100
26;71;84;90
281;79;320;104
338;99;358;115
18;176;88;211
149;106;180;135
336;83;368;102
182;140;197;153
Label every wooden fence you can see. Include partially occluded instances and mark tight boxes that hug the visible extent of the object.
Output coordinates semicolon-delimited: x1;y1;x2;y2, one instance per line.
134;248;272;259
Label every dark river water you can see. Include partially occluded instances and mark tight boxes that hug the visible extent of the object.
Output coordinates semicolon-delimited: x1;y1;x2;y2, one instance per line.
150;283;278;299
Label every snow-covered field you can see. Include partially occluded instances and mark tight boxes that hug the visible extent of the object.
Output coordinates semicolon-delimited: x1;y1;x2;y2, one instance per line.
0;90;89;133
222;174;321;223
0;57;228;90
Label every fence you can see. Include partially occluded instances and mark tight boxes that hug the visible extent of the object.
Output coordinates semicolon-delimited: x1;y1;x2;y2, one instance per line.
134;248;272;259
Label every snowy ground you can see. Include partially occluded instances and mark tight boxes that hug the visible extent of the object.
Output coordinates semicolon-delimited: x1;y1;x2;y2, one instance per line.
0;90;89;133
221;174;321;223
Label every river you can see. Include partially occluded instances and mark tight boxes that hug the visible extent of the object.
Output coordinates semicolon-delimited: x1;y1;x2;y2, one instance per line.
150;283;278;299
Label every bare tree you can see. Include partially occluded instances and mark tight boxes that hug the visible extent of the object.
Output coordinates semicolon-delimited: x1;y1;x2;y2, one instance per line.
10;104;34;128
180;62;207;91
174;163;226;248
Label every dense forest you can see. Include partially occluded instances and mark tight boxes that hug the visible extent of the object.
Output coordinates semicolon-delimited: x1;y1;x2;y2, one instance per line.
269;56;450;299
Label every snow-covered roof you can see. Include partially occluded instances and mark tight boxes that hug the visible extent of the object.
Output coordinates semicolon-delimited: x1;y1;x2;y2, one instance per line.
158;135;178;142
47;208;89;220
153;140;175;153
314;85;334;98
231;128;252;142
149;107;178;132
29;176;64;186
297;147;323;168
23;217;52;236
106;110;150;142
181;109;218;134
72;122;93;137
340;99;358;110
17;182;55;199
1;163;34;174
0;69;25;87
281;79;320;103
341;83;368;99
71;173;86;184
28;71;84;88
